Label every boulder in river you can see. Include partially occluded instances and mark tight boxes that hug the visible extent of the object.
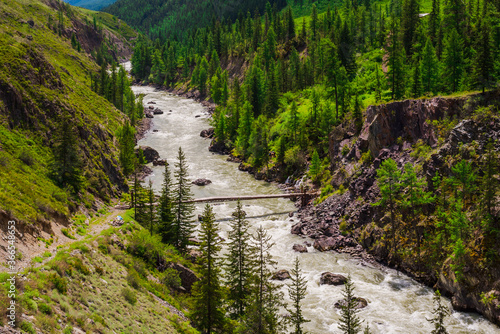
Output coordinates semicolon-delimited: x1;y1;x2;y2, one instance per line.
200;128;214;139
148;105;154;110
334;297;368;309
319;272;347;286
147;101;156;104
272;269;291;281
293;244;308;253
192;178;212;186
153;159;167;166
136;146;160;163
153;108;164;115
145;112;154;118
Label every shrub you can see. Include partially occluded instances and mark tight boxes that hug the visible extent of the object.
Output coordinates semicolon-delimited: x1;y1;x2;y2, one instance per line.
133;261;148;278
63;326;73;334
38;302;52;315
127;270;141;289
18;150;35;166
20;321;36;334
339;219;348;236
49;274;67;294
341;144;350;156
33;256;43;263
24;298;37;312
162;268;181;289
61;228;76;240
98;243;108;254
121;287;137;305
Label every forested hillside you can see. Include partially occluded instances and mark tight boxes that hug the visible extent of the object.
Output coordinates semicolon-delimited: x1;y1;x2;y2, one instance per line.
103;0;287;40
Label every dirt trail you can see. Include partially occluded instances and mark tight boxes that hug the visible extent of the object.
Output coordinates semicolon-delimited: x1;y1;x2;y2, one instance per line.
8;207;126;273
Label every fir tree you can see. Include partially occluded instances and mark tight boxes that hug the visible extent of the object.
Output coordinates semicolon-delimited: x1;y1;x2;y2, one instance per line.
387;17;405;100
191;204;226;333
374;158;402;258
420;38;439;94
158;162;175;244
244;226;284;334
225;201;256;319
442;29;464;92
118;121;136;176
309;149;321;182
427;290;449;334
172;147;195;251
473;18;494;93
146;180;156;235
51;111;83;194
338;275;362;334
287;257;310;334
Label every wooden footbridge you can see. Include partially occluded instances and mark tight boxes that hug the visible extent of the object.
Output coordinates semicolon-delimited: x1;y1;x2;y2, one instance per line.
184;191;318;207
117;191;318;210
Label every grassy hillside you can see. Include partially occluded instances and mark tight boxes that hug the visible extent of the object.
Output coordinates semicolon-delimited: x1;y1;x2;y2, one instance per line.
0;0;136;229
0;211;198;333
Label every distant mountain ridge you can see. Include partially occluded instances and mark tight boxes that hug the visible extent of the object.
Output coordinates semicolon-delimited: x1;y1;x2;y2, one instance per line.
64;0;117;10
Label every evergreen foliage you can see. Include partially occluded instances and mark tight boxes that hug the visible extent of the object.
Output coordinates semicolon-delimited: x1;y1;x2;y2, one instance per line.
287;257;309;334
338;275;362;334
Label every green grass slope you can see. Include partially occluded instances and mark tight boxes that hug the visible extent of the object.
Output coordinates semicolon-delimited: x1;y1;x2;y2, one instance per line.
0;0;134;226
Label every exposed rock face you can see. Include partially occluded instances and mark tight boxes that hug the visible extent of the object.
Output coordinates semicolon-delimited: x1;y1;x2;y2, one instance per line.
192;178;212;186
334;297;368;309
153;159;167;166
292;244;308;253
320;273;348;286
298;92;500;326
200;128;215;139
168;263;199;293
272;269;291;280
136;146;160;163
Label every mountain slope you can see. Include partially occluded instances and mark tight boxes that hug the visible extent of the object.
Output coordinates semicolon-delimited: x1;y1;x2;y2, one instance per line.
0;0;137;257
103;0;287;39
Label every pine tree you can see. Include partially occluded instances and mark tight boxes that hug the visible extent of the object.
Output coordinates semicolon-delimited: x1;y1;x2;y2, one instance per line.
374;158;402;257
146;180;156;235
158;162;175;244
411;59;422;98
225;201;256;319
442;29;464;92
338;275;362;334
427;290;449;334
287;257;310;334
172;147;195;251
236;101;254;158
243;226;284;334
401;0;420;55
309;149;321;182
387;17;405;100
474;18;494;93
51;111;83;194
401;163;434;261
191;204;226;333
118;121;136;176
420;38;439;94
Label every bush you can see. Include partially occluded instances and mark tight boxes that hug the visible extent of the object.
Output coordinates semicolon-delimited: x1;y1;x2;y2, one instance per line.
61;228;76;240
24;298;38;312
38;302;52;315
121;287;137;305
18;150;35;166
49;273;67;294
20;321;36;334
127;270;141;289
63;326;73;334
162;268;181;289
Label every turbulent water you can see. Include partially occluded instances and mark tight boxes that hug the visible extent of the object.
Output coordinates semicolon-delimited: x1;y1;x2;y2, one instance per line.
132;84;500;334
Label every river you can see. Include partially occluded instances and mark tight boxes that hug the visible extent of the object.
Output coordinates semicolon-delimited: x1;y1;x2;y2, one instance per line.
132;84;499;334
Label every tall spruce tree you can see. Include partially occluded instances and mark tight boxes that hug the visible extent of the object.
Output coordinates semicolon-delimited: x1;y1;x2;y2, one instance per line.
243;226;284;334
172;147;195;251
442;29;464;92
158;162;175;244
118;121;136;176
374;158;402;258
287;257;310;334
225;201;256;319
420;38;439;94
427;290;449;334
338;275;362;334
191;204;226;333
52;111;83;194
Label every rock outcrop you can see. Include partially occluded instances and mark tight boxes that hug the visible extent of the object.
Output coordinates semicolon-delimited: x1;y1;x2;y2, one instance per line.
319;273;348;286
136;146;160;163
168;263;199;293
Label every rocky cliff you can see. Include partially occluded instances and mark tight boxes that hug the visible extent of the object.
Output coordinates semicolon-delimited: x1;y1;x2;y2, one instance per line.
294;91;500;325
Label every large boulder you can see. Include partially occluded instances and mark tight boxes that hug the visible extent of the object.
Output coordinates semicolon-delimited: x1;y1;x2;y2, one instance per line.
192;178;212;186
313;235;357;252
335;297;368;309
272;269;291;281
320;272;347;286
168;263;199;293
293;244;308;253
200;128;215;139
136;146;160;163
